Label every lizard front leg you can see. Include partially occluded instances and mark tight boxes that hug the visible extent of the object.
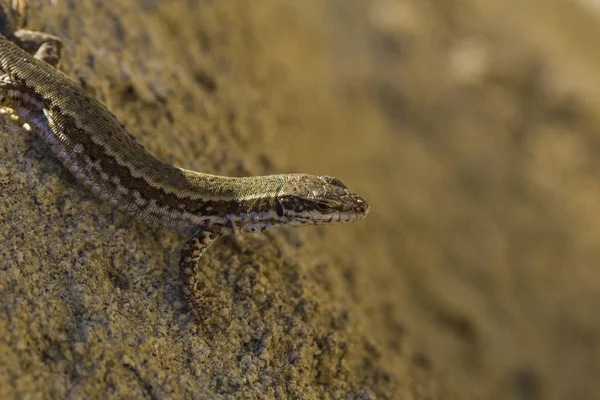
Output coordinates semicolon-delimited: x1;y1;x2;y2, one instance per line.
0;4;62;67
0;28;62;142
13;29;62;67
180;231;228;328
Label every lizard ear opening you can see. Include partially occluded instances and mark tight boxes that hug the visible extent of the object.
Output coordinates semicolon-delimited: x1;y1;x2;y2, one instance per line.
276;199;284;218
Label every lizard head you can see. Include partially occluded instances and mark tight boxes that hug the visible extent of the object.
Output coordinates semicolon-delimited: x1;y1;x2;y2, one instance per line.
276;174;370;226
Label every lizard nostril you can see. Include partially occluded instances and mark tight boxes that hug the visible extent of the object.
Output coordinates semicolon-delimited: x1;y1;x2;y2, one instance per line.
353;196;370;215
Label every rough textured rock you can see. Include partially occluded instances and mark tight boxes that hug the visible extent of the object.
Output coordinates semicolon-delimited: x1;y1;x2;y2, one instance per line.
2;0;600;399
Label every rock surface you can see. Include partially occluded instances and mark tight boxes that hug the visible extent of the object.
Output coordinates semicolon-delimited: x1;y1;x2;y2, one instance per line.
2;0;600;399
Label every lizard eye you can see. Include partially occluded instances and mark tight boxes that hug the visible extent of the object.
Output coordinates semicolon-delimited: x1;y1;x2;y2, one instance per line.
276;199;285;217
314;201;332;213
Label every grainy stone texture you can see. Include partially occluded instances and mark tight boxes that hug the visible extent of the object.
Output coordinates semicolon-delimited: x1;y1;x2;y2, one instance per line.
2;0;600;399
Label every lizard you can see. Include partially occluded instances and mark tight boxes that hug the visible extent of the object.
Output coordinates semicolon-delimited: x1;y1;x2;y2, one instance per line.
0;10;370;320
